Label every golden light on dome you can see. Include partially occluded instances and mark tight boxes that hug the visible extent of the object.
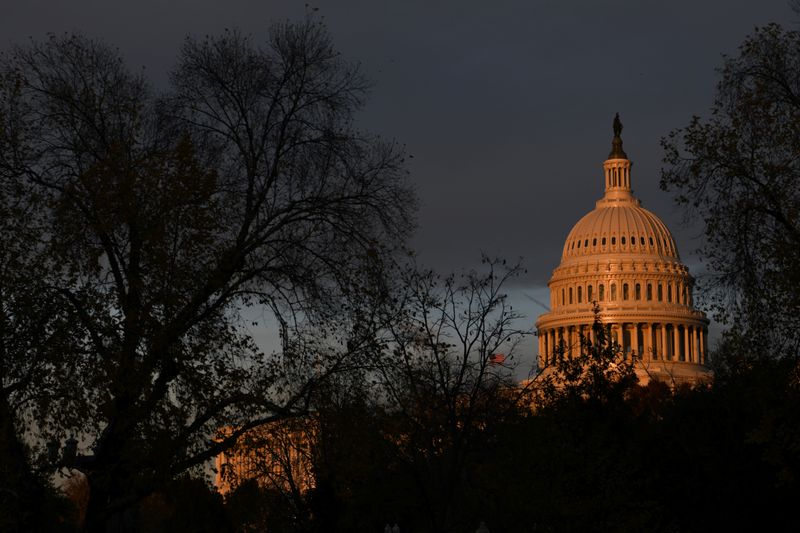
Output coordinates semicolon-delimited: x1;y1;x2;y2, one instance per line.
535;116;711;386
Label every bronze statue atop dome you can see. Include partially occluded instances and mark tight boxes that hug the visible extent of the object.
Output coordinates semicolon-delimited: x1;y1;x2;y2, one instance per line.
608;112;628;159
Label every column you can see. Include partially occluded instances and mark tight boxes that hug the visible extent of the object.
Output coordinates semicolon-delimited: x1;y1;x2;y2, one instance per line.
545;330;551;365
552;328;561;363
639;322;650;361
672;325;681;361
685;326;692;363
539;331;547;367
631;323;639;359
541;331;547;366
545;329;551;365
683;325;690;362
699;328;706;365
651;324;658;360
554;329;559;360
650;324;664;359
656;324;667;359
641;323;651;361
567;326;573;358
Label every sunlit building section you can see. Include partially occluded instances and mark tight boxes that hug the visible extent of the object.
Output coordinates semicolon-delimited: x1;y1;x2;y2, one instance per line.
535;115;711;386
215;417;317;497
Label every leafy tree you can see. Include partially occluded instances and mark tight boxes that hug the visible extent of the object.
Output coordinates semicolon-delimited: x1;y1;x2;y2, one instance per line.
659;22;800;529
535;309;638;411
0;131;79;531
483;312;657;532
0;18;413;530
661;23;800;357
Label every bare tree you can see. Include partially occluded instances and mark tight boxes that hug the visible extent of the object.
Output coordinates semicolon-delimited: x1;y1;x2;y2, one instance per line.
372;257;530;532
211;257;531;531
0;18;414;530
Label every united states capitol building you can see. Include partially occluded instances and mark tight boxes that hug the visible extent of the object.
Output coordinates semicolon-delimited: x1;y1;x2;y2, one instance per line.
535;116;712;386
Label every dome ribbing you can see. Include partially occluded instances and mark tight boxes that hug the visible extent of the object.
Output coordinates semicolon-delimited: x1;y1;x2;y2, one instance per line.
561;203;679;261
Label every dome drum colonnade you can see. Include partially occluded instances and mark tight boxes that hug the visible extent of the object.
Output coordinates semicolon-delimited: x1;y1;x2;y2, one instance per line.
535;115;710;384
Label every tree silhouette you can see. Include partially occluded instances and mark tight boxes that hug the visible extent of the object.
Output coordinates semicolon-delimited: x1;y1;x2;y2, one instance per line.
0;18;414;530
661;23;800;358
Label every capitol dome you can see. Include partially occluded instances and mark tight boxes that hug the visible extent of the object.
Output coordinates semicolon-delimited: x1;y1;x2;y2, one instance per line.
535;115;711;385
561;201;678;261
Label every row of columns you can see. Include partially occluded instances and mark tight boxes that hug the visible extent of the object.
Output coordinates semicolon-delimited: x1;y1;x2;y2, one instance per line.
605;159;631;190
538;322;707;367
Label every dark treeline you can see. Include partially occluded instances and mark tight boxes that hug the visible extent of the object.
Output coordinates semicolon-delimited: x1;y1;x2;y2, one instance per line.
53;328;800;533
2;13;800;533
217;322;800;532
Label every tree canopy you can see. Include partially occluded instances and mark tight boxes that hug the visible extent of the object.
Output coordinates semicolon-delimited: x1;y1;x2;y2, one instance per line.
0;19;414;530
661;23;800;357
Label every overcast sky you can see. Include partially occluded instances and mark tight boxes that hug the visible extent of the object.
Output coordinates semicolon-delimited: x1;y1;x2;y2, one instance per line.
2;1;794;367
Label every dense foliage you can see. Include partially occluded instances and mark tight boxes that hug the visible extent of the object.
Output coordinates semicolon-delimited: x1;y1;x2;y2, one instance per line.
86;330;800;533
661;23;800;357
0;19;414;531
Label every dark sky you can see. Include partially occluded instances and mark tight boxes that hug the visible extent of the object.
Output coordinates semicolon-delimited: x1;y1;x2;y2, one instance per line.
2;1;793;365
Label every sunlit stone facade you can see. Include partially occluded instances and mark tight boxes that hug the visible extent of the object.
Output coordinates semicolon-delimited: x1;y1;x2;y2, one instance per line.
535;116;711;386
215;418;316;497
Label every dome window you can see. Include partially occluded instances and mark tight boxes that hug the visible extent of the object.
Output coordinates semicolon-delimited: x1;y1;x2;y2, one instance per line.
640;237;645;245
649;237;654;246
657;284;663;301
631;235;636;245
611;283;617;301
602;237;607;246
562;289;565;305
577;240;581;248
592;238;597;246
611;236;616;245
623;283;629;300
647;283;653;300
578;286;583;303
569;287;573;304
621;236;626;245
599;284;605;301
667;285;672;303
584;239;588;247
635;283;641;300
587;285;593;301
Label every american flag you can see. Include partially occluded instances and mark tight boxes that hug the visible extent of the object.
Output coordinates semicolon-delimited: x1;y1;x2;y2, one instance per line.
488;353;506;365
